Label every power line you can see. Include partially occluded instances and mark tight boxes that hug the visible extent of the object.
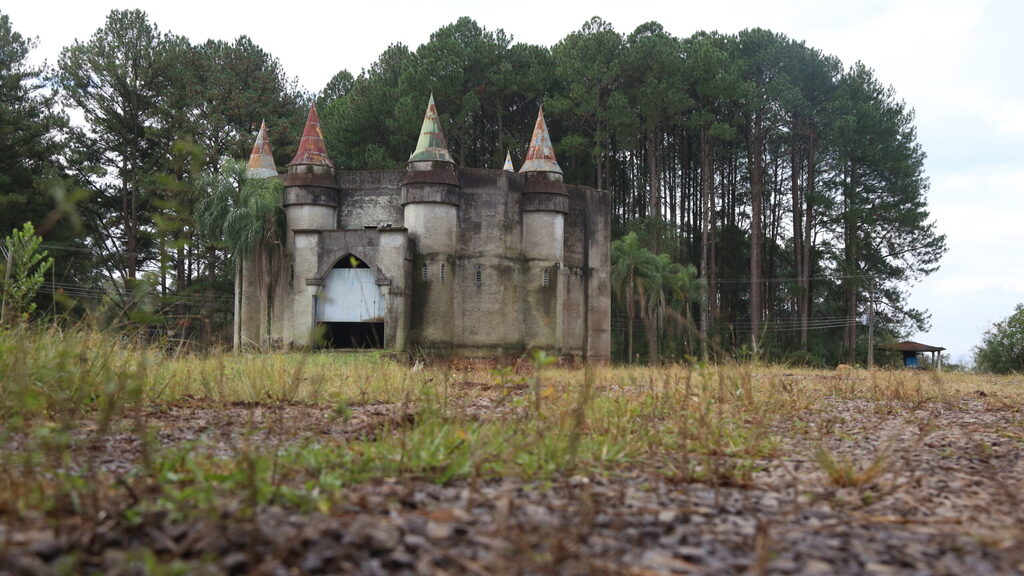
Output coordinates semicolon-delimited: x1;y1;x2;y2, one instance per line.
712;273;881;284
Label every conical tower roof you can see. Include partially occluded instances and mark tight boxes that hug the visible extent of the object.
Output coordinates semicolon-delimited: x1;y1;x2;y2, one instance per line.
288;103;333;167
502;150;514;172
519;106;562;175
408;94;454;164
246;120;278;178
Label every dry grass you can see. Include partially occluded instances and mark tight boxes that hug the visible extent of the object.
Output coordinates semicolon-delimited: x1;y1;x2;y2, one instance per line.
2;325;1024;572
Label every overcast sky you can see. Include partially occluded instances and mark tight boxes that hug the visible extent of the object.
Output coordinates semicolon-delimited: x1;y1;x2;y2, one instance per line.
6;0;1022;363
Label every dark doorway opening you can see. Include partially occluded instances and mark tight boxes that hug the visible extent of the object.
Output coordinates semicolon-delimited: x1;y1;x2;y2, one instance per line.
335;255;369;269
319;321;384;349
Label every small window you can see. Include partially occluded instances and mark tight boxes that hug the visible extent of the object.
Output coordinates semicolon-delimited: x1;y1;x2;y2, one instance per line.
475;264;483;285
440;262;446;281
542;269;550;287
421;262;428;282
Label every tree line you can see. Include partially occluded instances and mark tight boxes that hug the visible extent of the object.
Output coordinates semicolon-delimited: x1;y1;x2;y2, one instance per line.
0;10;945;364
318;17;945;365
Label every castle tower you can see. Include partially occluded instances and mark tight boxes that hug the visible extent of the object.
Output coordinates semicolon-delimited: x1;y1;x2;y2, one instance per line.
283;103;338;238
519;107;568;351
239;121;278;349
401;95;461;350
282;103;339;346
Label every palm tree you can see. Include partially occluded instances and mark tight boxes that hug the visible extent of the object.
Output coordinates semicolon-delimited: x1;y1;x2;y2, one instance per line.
640;253;679;366
656;258;702;358
611;232;657;363
197;160;284;350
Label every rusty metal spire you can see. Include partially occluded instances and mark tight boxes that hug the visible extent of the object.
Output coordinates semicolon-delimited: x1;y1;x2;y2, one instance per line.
519;106;562;175
502;150;514;172
246;120;278;178
408;94;454;164
288;102;334;167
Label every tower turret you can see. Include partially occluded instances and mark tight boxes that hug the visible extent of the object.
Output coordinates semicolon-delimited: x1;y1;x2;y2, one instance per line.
281;103;339;347
282;103;338;238
401;95;461;351
520;107;567;351
246;120;278;178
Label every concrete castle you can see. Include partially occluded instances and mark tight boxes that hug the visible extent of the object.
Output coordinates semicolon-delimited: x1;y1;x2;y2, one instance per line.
238;97;610;361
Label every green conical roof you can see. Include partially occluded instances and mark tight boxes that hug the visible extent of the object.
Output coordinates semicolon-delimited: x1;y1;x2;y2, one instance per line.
408;94;454;164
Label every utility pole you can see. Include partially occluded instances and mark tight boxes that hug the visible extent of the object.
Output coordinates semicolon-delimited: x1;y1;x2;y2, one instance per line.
867;282;875;370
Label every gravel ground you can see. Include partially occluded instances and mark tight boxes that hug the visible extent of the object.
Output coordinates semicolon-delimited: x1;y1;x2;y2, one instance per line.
2;386;1022;575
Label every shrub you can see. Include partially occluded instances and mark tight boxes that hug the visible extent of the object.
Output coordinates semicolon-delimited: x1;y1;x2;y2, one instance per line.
973;303;1024;374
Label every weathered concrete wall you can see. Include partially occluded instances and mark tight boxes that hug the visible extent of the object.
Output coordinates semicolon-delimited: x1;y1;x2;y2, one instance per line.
286;205;335;237
287;232;320;347
335;171;404;229
239;254;261;349
404;204;458;255
271;166;611;360
521;211;563;350
402;162;460;352
269;260;288;349
561;195;589;356
449;169;524;355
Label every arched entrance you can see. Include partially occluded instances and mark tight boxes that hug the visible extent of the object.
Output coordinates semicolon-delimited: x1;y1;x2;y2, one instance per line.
316;254;385;349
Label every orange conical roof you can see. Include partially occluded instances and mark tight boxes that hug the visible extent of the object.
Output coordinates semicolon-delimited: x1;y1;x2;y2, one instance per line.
288;103;333;167
246;120;278;178
408;94;454;164
519;106;562;175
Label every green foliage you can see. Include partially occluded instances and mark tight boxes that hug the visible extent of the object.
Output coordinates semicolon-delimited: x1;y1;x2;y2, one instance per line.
321;18;552;170
1;10;946;358
318;69;354;109
0;11;68;227
0;11;95;303
197;161;284;258
0;222;54;323
612;232;701;364
974;304;1024;374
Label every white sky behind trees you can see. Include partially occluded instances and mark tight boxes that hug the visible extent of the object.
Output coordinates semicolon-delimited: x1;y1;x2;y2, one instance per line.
7;0;1023;364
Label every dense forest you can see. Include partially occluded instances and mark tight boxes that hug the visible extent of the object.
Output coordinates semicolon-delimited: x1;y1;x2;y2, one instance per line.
0;10;945;364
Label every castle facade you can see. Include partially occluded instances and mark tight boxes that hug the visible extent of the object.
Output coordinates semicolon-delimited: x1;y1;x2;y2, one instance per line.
239;97;610;361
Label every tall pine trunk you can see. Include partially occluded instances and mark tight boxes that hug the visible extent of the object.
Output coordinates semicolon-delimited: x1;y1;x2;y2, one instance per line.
790;131;804;347
699;125;714;360
801;134;816;350
843;161;859;363
646;128;661;253
748;116;764;351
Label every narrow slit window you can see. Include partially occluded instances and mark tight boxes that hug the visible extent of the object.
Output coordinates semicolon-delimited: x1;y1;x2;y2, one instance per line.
440;262;446;281
421;262;428;282
475;265;483;285
542;268;550;287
